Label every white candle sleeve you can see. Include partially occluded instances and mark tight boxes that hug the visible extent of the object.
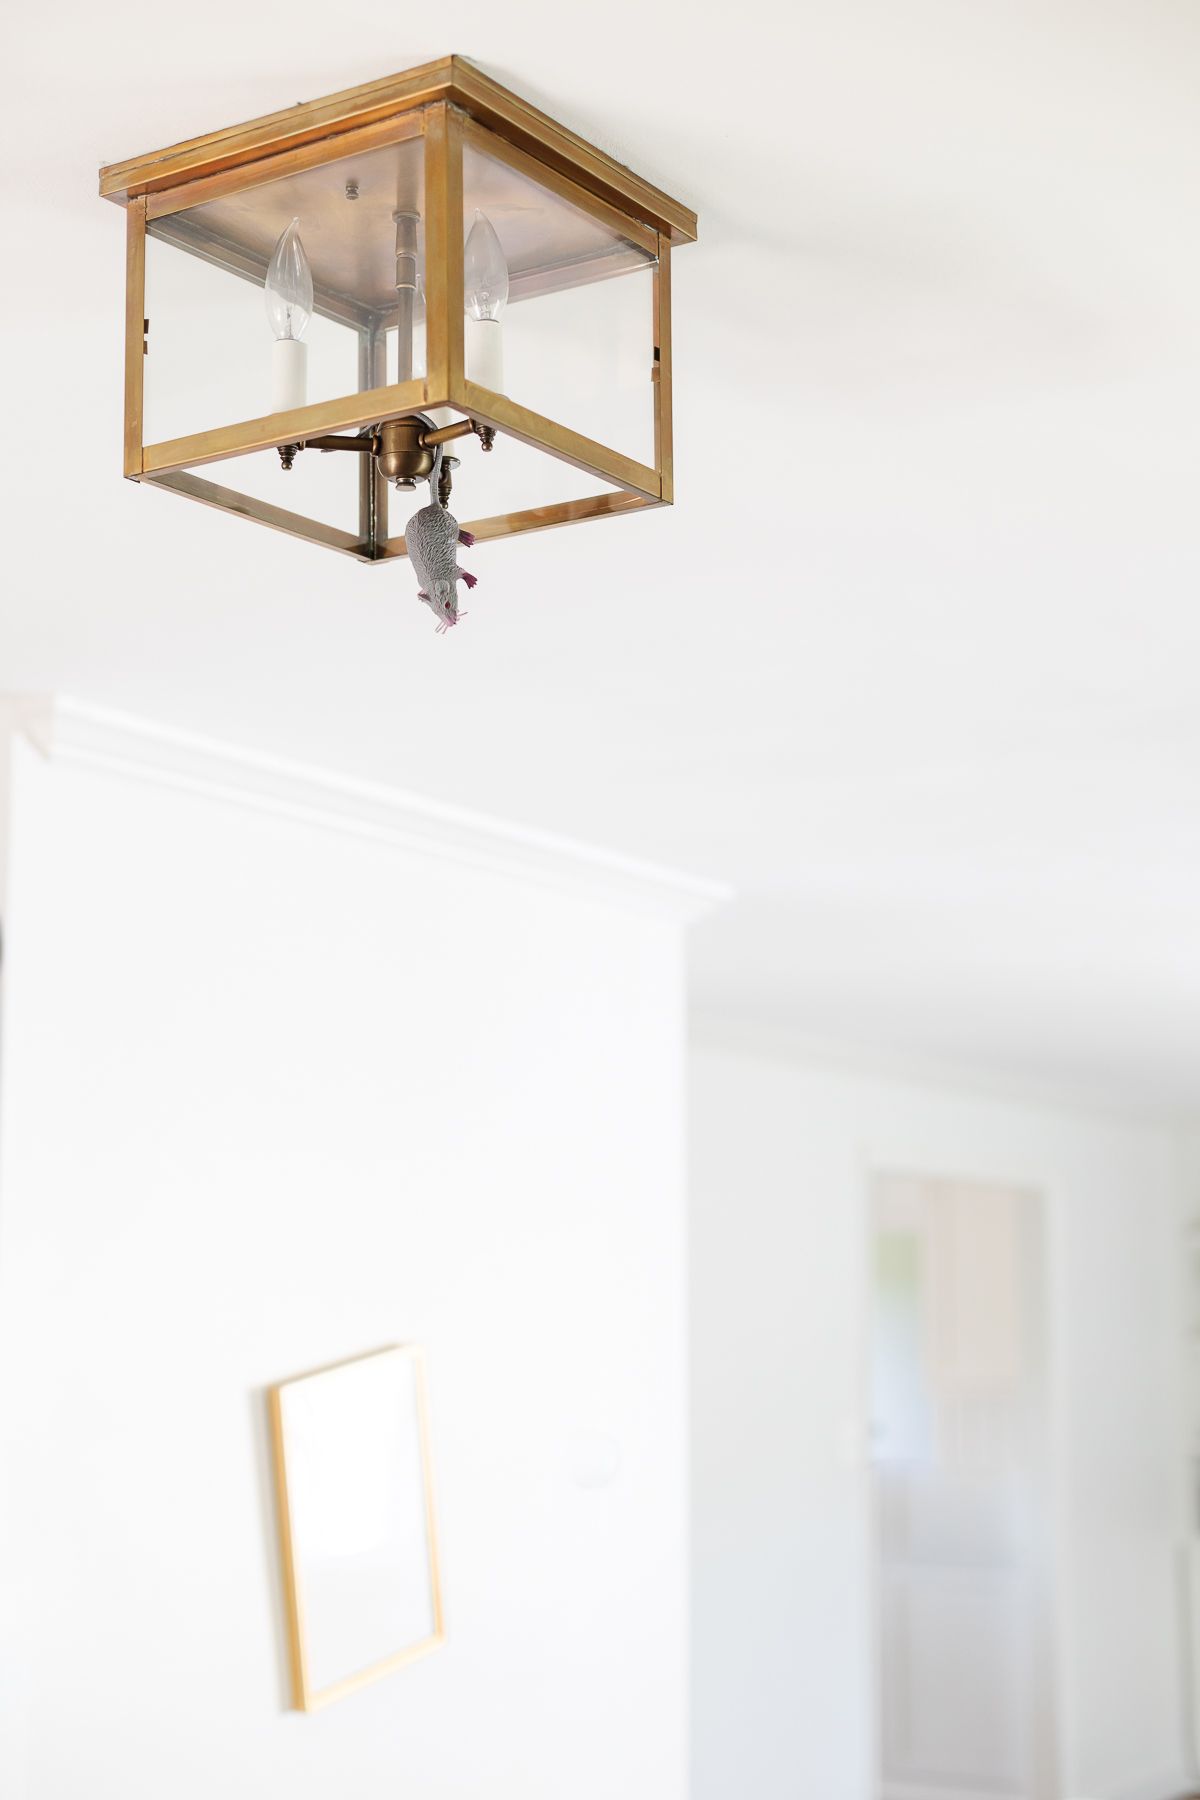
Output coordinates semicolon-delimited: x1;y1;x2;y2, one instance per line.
271;338;308;413
465;317;504;394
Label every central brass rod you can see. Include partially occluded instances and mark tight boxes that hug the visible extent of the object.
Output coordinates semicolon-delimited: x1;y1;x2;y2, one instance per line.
393;209;420;385
357;321;387;555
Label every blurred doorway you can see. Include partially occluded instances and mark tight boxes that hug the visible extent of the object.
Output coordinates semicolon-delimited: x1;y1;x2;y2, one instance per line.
870;1174;1054;1800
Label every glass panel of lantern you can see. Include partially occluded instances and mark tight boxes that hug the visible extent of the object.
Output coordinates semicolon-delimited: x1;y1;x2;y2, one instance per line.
383;134;661;541
384;435;618;547
143;130;426;537
456;136;658;468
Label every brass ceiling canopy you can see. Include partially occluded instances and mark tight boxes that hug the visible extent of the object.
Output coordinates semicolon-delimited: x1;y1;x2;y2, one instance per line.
101;56;697;566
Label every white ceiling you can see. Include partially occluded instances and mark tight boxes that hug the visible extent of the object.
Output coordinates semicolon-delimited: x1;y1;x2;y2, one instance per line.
3;0;1200;1115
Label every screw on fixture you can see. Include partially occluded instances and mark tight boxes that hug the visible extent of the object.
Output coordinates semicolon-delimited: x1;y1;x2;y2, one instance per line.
437;454;459;508
278;443;299;471
344;178;359;200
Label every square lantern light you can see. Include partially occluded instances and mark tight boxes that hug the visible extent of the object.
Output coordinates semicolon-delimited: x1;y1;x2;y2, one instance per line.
100;58;697;564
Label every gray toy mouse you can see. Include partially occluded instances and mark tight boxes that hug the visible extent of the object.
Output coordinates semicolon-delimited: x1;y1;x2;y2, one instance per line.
407;444;477;633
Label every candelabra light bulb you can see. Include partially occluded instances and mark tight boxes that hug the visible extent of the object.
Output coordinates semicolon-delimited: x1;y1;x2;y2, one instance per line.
464;209;509;323
265;217;313;341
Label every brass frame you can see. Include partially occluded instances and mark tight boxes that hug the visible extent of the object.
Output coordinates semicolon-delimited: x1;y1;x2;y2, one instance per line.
104;58;694;563
269;1343;445;1713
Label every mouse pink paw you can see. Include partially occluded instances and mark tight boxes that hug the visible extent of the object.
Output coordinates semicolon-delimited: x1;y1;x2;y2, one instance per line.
457;568;478;589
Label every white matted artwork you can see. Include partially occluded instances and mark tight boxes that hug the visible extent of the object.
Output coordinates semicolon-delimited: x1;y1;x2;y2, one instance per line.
269;1344;444;1710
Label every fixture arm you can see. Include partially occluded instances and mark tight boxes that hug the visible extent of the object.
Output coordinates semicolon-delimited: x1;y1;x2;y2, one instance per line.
279;416;495;482
304;419;476;455
307;434;378;453
421;420;475;448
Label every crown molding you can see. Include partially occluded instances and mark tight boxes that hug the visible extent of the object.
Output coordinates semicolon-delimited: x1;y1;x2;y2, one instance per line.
689;1005;1194;1129
0;696;727;925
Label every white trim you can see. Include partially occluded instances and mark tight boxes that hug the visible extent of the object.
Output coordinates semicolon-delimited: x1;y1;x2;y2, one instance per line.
0;695;729;924
1109;1777;1200;1800
689;1006;1193;1129
882;1787;1024;1800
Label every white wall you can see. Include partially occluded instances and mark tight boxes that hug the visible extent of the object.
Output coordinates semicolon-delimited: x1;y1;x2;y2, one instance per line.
690;1039;1189;1800
1173;1127;1200;1781
0;704;705;1800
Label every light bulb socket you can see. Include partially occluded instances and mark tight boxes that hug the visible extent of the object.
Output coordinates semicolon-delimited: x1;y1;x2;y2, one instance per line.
271;337;308;411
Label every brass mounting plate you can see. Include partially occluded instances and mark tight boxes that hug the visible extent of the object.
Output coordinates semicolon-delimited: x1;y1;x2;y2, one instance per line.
98;55;698;247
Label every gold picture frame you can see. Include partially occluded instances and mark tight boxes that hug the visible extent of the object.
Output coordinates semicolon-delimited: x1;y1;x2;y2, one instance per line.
269;1344;445;1711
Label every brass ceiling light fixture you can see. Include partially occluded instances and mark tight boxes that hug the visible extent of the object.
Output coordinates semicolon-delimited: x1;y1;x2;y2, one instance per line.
100;56;697;618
